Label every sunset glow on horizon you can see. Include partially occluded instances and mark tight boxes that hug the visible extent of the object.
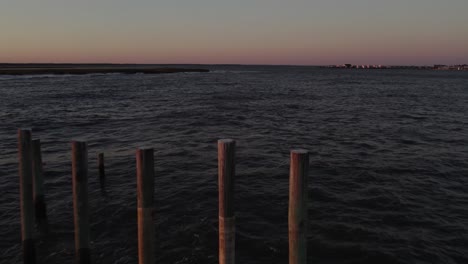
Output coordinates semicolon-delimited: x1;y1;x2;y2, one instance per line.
1;0;468;65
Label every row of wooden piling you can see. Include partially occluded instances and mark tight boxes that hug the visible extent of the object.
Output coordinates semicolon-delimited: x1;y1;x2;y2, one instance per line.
17;128;309;264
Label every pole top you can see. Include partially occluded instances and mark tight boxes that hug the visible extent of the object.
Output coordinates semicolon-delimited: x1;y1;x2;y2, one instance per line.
137;147;154;151
218;139;235;144
291;149;308;155
71;140;87;144
18;129;32;140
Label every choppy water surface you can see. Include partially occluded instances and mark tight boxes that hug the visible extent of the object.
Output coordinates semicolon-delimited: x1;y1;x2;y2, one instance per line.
1;66;467;264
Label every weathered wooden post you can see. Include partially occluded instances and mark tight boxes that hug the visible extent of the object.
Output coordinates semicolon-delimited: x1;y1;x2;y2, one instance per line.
72;141;91;264
32;139;47;227
288;149;309;264
18;129;36;264
136;148;155;264
98;153;105;189
218;139;235;264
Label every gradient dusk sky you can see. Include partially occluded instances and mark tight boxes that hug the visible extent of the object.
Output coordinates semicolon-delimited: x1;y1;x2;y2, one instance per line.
1;0;467;65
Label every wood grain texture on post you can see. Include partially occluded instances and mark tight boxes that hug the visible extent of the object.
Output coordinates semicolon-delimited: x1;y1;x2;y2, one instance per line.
72;141;91;264
32;139;47;225
18;129;36;264
218;139;235;264
136;148;155;264
98;153;105;189
288;149;309;264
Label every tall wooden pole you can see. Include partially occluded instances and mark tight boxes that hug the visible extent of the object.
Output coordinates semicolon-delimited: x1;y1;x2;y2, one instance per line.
72;141;91;264
218;139;235;264
136;148;155;264
288;149;309;264
18;129;36;264
98;153;105;189
32;139;47;227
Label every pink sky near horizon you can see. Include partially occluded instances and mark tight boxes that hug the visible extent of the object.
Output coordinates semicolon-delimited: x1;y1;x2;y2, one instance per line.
4;43;466;66
1;0;468;65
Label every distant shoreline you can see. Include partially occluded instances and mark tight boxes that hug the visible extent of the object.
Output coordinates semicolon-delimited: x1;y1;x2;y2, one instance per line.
0;64;209;75
322;64;468;71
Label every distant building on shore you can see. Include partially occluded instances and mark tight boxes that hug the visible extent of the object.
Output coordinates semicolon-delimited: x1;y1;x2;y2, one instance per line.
434;64;468;71
324;64;467;71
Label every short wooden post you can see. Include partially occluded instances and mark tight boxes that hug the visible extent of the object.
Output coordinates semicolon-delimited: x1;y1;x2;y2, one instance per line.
136;148;155;264
18;129;36;264
32;139;47;227
288;149;309;264
218;139;235;264
72;141;91;264
98;153;105;189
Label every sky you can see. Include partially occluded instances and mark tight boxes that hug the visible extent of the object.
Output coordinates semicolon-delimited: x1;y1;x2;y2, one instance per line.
1;0;467;65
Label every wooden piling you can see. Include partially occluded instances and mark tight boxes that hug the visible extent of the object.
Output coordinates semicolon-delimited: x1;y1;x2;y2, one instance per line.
136;148;155;264
218;139;236;264
32;139;47;227
288;149;309;264
98;153;105;188
72;141;91;264
18;129;36;264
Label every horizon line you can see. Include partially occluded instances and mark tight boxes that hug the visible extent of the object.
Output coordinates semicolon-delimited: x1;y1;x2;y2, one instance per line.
1;62;464;67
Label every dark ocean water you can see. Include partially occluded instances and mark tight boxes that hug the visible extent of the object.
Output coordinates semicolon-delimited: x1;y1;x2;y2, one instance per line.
0;66;467;264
